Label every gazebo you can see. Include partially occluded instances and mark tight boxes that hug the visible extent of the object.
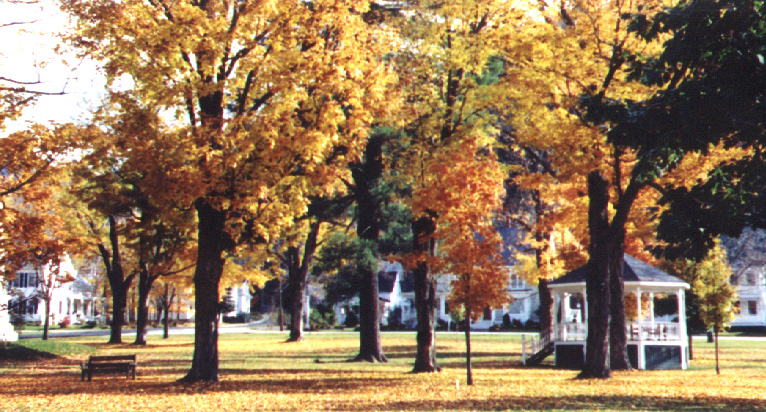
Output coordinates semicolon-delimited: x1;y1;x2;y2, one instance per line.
545;255;690;370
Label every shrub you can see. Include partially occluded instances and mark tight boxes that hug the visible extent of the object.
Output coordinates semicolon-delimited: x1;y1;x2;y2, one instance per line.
10;314;25;331
222;314;250;324
344;309;359;328
58;316;71;329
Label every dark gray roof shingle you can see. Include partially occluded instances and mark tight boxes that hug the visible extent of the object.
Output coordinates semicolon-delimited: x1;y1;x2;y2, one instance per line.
550;254;686;285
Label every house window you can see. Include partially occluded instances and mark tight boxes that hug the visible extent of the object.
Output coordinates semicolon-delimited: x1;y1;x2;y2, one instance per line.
483;306;492;320
11;271;38;288
509;274;524;290
747;273;757;286
508;299;524;314
748;300;758;316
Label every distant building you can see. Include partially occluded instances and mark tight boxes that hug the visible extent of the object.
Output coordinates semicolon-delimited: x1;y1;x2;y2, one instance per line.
729;268;766;329
6;256;102;325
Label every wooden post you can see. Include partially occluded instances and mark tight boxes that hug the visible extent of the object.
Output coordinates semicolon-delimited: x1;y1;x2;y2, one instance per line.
522;334;526;365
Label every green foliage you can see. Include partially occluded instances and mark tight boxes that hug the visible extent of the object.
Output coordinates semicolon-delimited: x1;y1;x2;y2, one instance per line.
309;304;336;330
218;289;236;316
676;245;738;331
315;232;360;306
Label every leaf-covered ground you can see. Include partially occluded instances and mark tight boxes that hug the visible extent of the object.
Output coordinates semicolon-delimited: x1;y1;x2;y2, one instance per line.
1;332;764;411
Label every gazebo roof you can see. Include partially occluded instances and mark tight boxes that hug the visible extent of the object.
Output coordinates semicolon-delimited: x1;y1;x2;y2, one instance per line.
549;255;689;289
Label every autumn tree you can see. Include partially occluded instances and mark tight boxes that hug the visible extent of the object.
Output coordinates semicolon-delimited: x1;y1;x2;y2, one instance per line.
62;0;396;381
391;0;525;373
676;245;737;375
443;210;509;385
263;195;350;342
504;0;746;378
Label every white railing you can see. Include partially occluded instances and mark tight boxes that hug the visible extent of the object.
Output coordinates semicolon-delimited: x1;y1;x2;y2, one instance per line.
521;327;551;365
547;321;682;343
626;322;680;341
553;322;587;342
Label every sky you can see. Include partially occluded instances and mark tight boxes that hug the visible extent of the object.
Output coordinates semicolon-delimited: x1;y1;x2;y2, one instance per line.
1;0;104;134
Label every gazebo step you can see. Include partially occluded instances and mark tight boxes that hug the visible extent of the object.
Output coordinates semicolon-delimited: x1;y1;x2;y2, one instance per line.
525;341;554;366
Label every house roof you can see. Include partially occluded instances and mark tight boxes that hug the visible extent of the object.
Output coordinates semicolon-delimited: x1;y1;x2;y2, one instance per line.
399;272;414;294
497;226;525;264
550;254;688;287
378;271;398;294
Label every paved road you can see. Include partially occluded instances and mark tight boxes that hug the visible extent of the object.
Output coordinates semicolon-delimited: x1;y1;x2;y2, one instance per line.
17;323;256;339
18;325;766;341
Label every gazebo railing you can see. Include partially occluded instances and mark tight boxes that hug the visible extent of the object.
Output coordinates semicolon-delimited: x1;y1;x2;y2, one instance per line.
626;322;680;341
553;322;587;341
552;321;681;342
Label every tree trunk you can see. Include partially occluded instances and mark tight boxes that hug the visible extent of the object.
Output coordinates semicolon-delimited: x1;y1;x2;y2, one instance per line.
715;325;720;375
413;263;439;372
538;279;554;334
580;171;611;379
286;247;306;342
412;214;439;373
98;215;132;345
609;243;631;370
42;297;50;341
278;278;284;332
134;269;152;345
688;333;693;360
352;134;387;362
109;289;127;344
181;200;230;383
355;255;386;362
286;221;321;342
163;284;172;339
465;314;473;386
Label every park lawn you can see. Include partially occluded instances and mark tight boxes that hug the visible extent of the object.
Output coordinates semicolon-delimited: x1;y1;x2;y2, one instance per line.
0;332;765;411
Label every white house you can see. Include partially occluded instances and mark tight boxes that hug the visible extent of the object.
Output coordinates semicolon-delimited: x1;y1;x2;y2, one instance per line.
333;226;541;330
6;256;102;326
729;268;766;329
222;281;252;321
0;286;18;342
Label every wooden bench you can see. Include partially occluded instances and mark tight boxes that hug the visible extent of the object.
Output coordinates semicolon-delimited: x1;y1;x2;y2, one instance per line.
80;355;137;381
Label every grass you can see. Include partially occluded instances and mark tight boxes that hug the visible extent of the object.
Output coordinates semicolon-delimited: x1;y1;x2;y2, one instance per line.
0;332;764;411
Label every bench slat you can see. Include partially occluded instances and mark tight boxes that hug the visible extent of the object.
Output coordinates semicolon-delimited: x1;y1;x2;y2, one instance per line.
81;354;137;381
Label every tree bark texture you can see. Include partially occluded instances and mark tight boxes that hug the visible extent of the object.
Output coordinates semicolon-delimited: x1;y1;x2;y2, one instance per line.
42;298;51;341
580;171;611;379
286;221;321;342
609;238;631;370
538;279;554;335
134;268;152;345
181;200;230;383
411;213;439;373
351;134;386;362
465;315;473;386
99;215;132;345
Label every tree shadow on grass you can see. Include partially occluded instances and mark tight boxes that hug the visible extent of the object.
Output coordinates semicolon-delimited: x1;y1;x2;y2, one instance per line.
0;344;59;362
334;395;766;412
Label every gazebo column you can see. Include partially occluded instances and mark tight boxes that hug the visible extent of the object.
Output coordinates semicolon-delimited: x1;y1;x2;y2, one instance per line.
555;294;564;340
678;289;688;369
636;287;645;370
649;292;655;337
